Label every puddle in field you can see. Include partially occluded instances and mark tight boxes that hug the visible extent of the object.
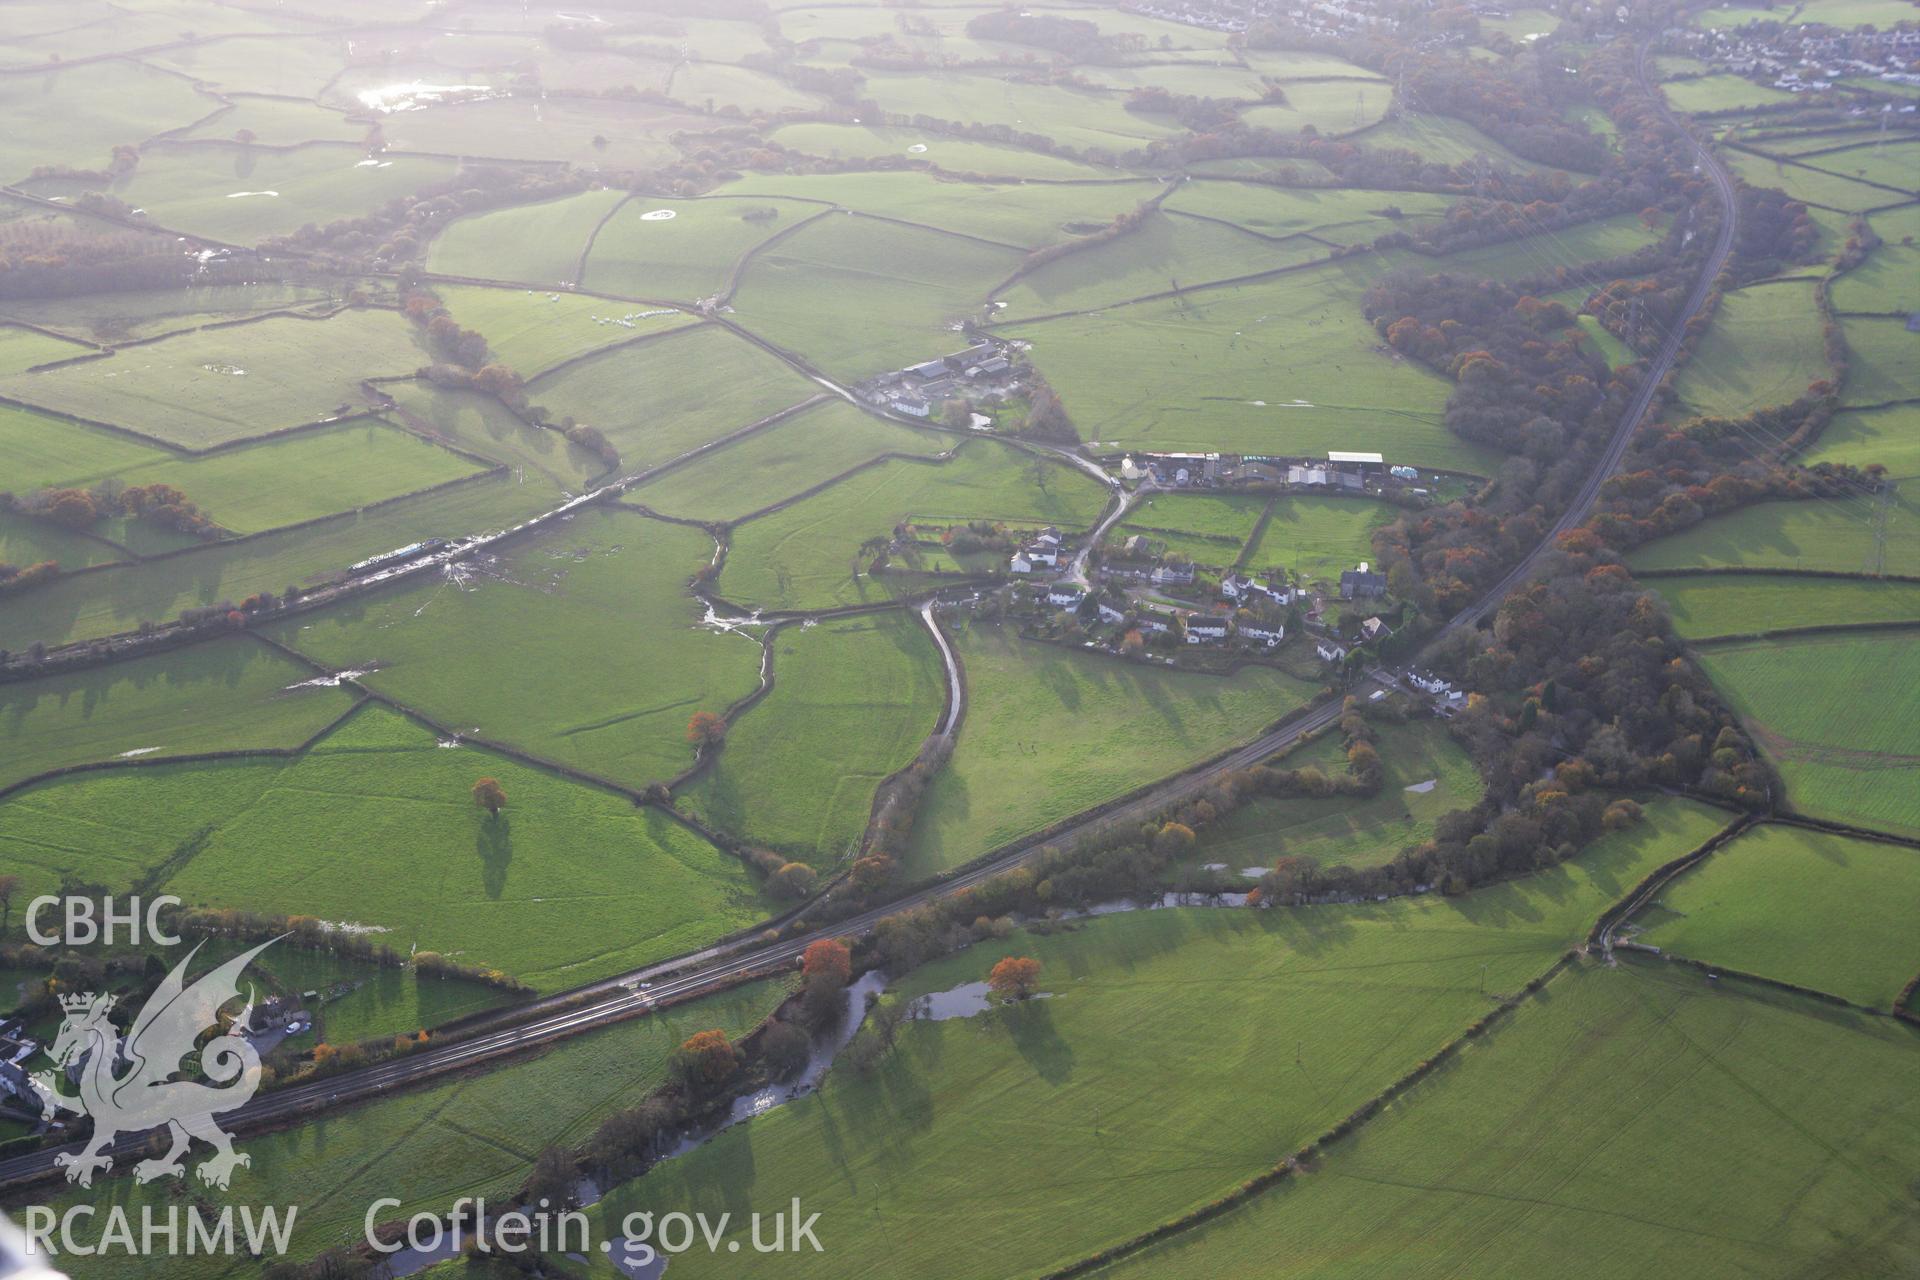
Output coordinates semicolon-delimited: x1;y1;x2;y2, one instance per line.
640;209;677;221
117;747;160;758
1404;779;1437;793
356;81;495;112
909;980;1052;1022
225;191;278;199
284;665;380;690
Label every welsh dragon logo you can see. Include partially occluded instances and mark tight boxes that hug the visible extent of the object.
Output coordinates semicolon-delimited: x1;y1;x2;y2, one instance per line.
32;938;277;1189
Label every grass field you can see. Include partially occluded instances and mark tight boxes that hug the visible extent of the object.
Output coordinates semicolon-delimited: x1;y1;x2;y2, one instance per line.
1240;79;1392;135
1115;492;1269;566
1803;402;1920;478
905;621;1317;873
680;612;946;861
103;420;487;533
0;61;211;181
1673;279;1829;420
159;707;764;989
527;323;817;471
1633;822;1920;1008
50;975;787;1280
272;507;763;790
1831;237;1920;314
1355;113;1568;175
766;123;1120;179
590;798;1727;1278
580;196;821;303
0;403;167;489
851;69;1185;154
1698;630;1920;836
427;188;631;286
1182;718;1487;874
1242;495;1397;585
177;95;367;146
0;308;427;448
994;213;1327;320
1839;314;1920;405
1093;960;1920;1280
96;144;457;244
0;282;343;344
0;510;125;571
1663;74;1796;113
729;215;1022;379
385;383;612;492
0;636;357;791
0;323;92;375
1627;493;1919;576
1653;570;1920;636
1725;147;1898;211
624;399;948;522
1001;257;1488;474
0;477;558;652
717;171;1163;251
1801;140;1920;196
1163;182;1456;245
436;283;697;375
717;442;1107;611
373;97;702;171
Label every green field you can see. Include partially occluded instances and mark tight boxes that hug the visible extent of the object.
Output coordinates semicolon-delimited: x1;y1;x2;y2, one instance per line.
1654;571;1920;636
0;403;167;489
1240;79;1392;135
1663;74;1796;113
0;61;211;181
1698;0;1920;24
527;323;817;471
1699;631;1920;836
591;798;1728;1278
0;282;344;344
177;95;368;146
1092;960;1920;1280
142;707;764;989
93;144;458;244
1802;140;1920;196
730;214;1022;380
1242;494;1397;585
386;383;609;491
273;508;761;789
716;172;1166;253
373;97;702;171
101;420;487;533
767;123;1130;180
436;283;697;375
1115;492;1270;565
1804;402;1920;478
0;477;557;652
1354;113;1568;175
1725;147;1898;212
50;976;787;1280
1831;238;1920;314
1163;182;1456;245
1634;822;1920;1008
0;510;126;571
624;399;948;522
1839;314;1920;405
851;69;1185;154
680;612;946;861
1628;493;1919;576
0;637;357;791
906;622;1317;873
1002;257;1487;473
0;308;427;448
580;196;821;304
1185;718;1487;873
0;323;91;374
427;188;630;286
1674;279;1830;420
995;213;1327;320
717;442;1107;611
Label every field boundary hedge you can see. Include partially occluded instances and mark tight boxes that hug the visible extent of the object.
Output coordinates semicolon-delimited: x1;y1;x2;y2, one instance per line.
1636;565;1920;584
1586;813;1757;951
1690;617;1920;646
716;205;840;306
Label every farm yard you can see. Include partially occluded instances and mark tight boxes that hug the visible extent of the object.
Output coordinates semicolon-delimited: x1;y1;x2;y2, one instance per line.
1;1;1916;1275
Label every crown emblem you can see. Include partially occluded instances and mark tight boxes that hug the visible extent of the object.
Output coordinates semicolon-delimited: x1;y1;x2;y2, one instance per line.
60;991;111;1015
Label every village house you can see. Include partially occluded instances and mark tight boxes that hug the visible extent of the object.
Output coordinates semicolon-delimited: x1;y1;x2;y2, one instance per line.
1361;616;1390;642
1183;615;1231;645
1340;564;1388;600
1317;640;1349;663
1151;562;1196;588
1136;609;1175;635
1240;621;1285;647
1097;601;1127;625
1047;584;1087;610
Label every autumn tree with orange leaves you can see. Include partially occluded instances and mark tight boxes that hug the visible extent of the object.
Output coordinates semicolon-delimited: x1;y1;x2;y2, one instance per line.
988;956;1041;1000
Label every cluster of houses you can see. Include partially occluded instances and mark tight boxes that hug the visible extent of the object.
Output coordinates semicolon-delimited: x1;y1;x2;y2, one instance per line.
1119;2;1248;33
1115;449;1431;496
857;340;1019;422
1408;668;1467;711
1666;21;1920;99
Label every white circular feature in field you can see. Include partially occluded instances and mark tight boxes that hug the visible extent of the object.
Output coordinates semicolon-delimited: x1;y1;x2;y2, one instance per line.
641;209;677;221
907;144;929;153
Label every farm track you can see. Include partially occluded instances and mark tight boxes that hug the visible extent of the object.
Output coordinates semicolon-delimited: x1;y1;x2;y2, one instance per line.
0;41;1743;1198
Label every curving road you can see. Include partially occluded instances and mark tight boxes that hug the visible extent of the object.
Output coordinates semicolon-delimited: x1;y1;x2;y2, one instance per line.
0;48;1739;1193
